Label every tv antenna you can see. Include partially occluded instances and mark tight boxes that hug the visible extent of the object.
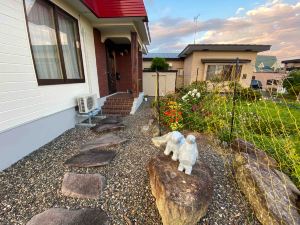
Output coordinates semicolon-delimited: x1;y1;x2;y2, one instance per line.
194;14;200;44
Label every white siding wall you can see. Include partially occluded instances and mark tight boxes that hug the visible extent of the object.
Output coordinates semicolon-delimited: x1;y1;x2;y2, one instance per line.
0;0;99;133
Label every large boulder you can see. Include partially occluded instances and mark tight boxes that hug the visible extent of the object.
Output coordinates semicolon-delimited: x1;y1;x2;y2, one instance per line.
231;138;278;168
148;154;213;225
234;152;300;225
26;208;109;225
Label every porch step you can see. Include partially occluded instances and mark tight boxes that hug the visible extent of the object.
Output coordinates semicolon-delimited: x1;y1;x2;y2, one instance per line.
102;105;132;110
102;93;134;116
104;101;133;106
102;109;131;116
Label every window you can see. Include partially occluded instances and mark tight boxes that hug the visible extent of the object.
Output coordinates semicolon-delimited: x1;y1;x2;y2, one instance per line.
206;65;242;81
24;0;84;85
242;74;247;79
266;79;279;85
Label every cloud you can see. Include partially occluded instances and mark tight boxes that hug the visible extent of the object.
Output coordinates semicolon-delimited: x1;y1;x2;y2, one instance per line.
236;7;245;15
148;1;300;58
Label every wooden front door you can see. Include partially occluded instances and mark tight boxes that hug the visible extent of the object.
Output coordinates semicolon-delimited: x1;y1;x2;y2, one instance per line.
106;42;117;94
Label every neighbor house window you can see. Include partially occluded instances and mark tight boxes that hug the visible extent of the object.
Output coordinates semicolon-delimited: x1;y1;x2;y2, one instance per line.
206;65;242;81
267;79;279;85
24;0;84;85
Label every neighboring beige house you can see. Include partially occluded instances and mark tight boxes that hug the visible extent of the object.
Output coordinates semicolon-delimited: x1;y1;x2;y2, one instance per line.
282;59;300;72
143;44;271;90
253;55;287;92
179;44;271;87
252;72;287;92
143;53;184;74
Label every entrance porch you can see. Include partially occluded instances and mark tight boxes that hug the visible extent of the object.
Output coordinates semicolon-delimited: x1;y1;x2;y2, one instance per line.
93;30;144;115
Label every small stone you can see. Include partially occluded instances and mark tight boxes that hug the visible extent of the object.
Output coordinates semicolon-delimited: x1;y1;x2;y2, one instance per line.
151;125;160;137
141;125;150;133
26;208;109;225
221;141;228;148
64;150;116;168
61;172;106;199
148;119;154;126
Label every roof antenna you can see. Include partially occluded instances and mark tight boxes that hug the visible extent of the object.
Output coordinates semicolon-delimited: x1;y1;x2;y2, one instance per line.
193;14;200;44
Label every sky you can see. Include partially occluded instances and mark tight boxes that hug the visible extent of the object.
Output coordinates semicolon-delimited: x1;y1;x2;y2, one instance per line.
144;0;300;59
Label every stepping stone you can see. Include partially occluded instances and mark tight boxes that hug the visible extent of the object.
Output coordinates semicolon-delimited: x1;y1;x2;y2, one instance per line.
64;150;116;168
26;208;109;225
92;123;125;133
80;133;128;152
61;173;106;199
100;116;122;124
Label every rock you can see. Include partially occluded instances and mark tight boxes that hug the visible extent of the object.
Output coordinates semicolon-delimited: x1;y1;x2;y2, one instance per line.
141;125;150;133
151;125;161;137
80;134;128;151
231;138;278;168
92;123;125;133
221;141;228;148
26;208;109;225
141;119;157;135
64;150;116;168
61;173;106;199
148;154;213;225
234;153;300;225
148;119;154;126
151;132;171;148
100;116;122;124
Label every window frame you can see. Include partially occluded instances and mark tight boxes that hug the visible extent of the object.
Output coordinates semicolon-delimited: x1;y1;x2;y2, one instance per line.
205;63;243;81
23;0;85;86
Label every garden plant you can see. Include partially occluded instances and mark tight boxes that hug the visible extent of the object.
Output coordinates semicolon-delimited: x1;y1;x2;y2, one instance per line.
157;70;300;188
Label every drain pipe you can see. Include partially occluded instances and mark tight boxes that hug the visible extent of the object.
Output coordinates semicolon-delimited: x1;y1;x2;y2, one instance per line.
79;16;93;96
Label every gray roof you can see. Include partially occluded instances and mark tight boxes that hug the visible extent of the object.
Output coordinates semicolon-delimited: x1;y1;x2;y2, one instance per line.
282;59;300;63
143;53;180;59
178;44;271;57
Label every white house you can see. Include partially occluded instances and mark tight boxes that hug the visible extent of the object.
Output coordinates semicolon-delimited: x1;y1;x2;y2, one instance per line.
0;0;150;170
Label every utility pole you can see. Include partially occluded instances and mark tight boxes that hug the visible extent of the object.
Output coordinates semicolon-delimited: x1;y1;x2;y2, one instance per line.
230;58;239;141
193;14;200;44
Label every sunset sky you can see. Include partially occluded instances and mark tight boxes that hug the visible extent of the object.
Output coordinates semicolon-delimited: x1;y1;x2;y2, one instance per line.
144;0;300;59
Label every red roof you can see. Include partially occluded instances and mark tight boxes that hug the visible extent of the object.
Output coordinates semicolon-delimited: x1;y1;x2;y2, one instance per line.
82;0;148;20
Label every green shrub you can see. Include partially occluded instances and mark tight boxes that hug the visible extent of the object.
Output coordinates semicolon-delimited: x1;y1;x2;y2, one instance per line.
150;57;169;71
236;88;262;101
283;70;300;97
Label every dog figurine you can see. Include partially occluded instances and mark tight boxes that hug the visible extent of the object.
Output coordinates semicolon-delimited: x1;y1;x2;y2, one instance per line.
178;135;198;175
164;131;185;161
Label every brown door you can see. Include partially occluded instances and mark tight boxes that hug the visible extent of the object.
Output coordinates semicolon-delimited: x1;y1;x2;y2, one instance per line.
106;42;117;94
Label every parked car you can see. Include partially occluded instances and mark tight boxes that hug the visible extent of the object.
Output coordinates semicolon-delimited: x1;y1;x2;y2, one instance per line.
250;80;263;89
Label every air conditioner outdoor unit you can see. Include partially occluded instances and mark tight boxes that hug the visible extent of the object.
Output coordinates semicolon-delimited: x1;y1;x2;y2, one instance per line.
77;94;97;114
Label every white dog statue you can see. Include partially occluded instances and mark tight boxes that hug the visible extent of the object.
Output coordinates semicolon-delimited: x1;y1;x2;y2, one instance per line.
164;131;185;161
178;135;199;175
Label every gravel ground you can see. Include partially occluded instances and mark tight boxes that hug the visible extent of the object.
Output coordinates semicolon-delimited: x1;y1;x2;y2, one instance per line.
0;101;260;225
